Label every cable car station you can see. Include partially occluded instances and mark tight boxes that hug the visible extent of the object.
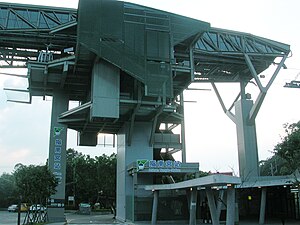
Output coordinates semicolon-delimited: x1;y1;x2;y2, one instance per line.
0;0;295;224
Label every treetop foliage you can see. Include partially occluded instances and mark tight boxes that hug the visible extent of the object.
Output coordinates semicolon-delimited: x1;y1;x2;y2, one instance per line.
274;122;300;173
261;121;300;176
13;164;58;204
65;148;116;207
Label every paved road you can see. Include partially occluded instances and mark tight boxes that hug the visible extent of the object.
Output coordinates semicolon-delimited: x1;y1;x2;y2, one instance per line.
0;211;118;225
0;211;26;225
64;212;300;225
66;212;120;224
1;211;299;225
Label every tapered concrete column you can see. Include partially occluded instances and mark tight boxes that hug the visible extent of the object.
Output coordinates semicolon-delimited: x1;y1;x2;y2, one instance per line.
206;187;220;225
189;187;197;225
47;90;69;222
259;188;267;225
235;99;259;179
226;186;235;225
151;190;159;225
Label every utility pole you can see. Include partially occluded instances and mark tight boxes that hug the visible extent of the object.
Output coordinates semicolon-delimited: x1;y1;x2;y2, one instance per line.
17;195;22;225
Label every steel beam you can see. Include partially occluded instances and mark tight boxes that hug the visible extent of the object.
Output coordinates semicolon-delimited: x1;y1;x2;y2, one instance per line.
259;188;267;225
151;191;159;225
189;187;197;225
211;82;236;123
248;54;288;124
180;93;186;163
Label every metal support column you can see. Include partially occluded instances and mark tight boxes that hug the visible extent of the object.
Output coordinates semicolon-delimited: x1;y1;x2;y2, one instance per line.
189;187;197;225
180;93;186;163
259;188;267;225
47;89;69;222
206;187;220;225
226;186;235;225
151;190;159;225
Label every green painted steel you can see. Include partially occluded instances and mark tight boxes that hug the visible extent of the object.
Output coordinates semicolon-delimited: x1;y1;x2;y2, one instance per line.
0;2;77;67
0;0;290;135
0;1;292;223
193;28;290;83
0;3;76;30
77;0;210;98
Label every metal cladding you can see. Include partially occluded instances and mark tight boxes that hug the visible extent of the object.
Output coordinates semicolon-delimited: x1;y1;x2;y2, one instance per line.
77;0;210;98
0;0;290;100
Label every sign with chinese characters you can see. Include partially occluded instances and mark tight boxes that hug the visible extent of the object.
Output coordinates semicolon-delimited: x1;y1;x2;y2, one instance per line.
136;159;182;173
53;127;64;184
47;198;65;208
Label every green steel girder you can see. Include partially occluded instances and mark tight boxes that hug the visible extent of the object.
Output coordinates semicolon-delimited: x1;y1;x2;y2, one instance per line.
0;2;77;67
175;28;290;83
0;2;76;30
195;28;289;55
190;28;290;82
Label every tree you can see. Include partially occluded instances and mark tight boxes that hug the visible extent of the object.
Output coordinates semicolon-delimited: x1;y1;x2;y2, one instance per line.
65;148;116;208
94;153;116;198
13;164;58;205
273;122;300;175
260;155;290;176
0;173;18;207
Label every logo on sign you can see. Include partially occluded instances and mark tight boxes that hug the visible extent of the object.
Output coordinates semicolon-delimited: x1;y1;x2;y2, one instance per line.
54;127;64;137
137;160;148;171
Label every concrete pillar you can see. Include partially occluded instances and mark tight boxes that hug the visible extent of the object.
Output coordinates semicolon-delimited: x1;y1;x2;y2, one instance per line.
206;187;220;225
259;188;267;225
116;122;153;222
235;99;259;179
189;187;197;225
151;191;159;225
47;90;69;222
217;190;224;219
226;186;235;225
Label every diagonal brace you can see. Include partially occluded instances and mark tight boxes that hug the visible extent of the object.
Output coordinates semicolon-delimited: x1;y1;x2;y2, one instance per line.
248;54;288;124
149;106;164;146
211;82;236;123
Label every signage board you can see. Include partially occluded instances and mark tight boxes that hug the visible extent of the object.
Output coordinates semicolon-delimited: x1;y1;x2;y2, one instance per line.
136;159;182;173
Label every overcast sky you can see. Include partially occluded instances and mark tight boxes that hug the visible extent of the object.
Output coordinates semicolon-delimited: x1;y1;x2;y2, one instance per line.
0;0;300;175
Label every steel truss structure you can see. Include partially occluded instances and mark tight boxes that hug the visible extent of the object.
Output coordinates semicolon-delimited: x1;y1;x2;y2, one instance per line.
0;0;290;157
0;1;291;224
0;0;290;169
0;2;76;67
